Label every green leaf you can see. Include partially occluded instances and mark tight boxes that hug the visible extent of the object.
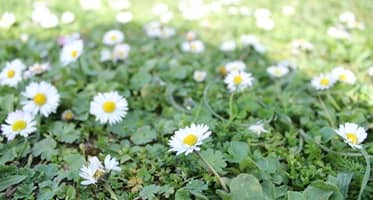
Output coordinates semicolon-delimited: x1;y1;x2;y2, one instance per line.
32;137;58;160
200;149;227;173
303;185;333;200
139;184;161;200
336;172;353;198
175;189;191;200
229;174;264;200
48;122;81;144
288;191;304;200
0;175;27;192
130;126;157;145
226;141;249;163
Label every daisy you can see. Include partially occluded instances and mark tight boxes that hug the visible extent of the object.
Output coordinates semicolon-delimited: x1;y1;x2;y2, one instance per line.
61;11;75;24
103;30;124;46
0;59;26;87
116;11;132;24
256;17;275;30
90;91;128;125
1;110;36;141
331;66;356;84
311;73;336;90
224;71;254;92
79;156;105;185
112;43;130;61
291;39;313;55
100;49;112;62
335;123;367;149
104;155;121;172
24;62;50;78
220;40;236;51
193;70;207;82
60;39;83;66
267;65;289;78
339;12;356;28
21;81;60;117
240;35;266;53
181;40;205;53
327;26;351;40
0;12;16;28
248;122;268;136
169;123;211;155
225;61;246;73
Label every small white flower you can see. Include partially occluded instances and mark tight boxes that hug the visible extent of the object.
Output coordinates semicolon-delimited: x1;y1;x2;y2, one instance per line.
193;70;207;82
1;110;36;141
104;155;121;172
181;40;205;53
331;66;356;84
240;35;266;53
21;81;60;117
267;65;289;78
282;6;295;16
185;31;197;41
24;63;50;78
116;11;132;24
20;34;29;42
339;12;356;28
31;3;58;28
248;122;268;136
61;11;75;24
160;11;173;24
368;67;373;77
335;123;367;149
224;71;254;92
311;73;336;90
0;59;26;87
144;21;175;39
112;43;130;61
291;39;313;55
256;17;275;30
60;39;83;66
100;49;112;62
79;156;105;185
327;26;351;40
225;61;246;73
90;91;128;125
103;30;124;46
0;12;16;28
220;40;236;51
169;123;211;155
254;8;271;18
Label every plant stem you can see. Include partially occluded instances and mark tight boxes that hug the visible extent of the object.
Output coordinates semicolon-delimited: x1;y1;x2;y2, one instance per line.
196;151;229;192
317;95;335;127
358;148;371;200
103;182;118;200
228;93;234;122
18;138;28;159
326;92;341;111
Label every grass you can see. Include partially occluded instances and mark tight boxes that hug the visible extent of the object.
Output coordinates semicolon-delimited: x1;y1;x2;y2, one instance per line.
0;0;372;199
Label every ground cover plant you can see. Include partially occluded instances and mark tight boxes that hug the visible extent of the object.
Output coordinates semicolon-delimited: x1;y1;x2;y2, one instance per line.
0;0;373;199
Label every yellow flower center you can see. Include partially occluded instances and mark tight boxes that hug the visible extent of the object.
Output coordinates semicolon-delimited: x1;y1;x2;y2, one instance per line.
183;134;198;146
339;74;347;81
7;70;15;78
320;78;329;86
94;169;105;179
102;101;116;113
12;120;27;132
219;66;227;75
33;93;47;106
274;68;282;76
71;50;78;58
190;44;197;51
346;133;358;144
233;75;243;85
111;35;117;41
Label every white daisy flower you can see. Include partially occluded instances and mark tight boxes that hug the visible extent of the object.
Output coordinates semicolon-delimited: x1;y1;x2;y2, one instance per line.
144;21;175;39
61;11;75;24
112;43;130;61
331;66;356;84
193;70;207;82
90;91;128;125
103;30;124;46
24;63;50;78
79;156;105;185
220;40;236;51
335;123;367;149
291;39;314;55
0;12;16;28
181;40;205;53
339;12;356;28
225;61;246;73
267;65;289;78
0;59;26;87
311;73;336;90
248;122;268;136
160;11;173;24
60;39;83;66
327;26;351;40
224;71;254;92
256;17;275;30
116;11;132;24
240;35;266;53
169;123;211;155
1;110;36;141
21;81;60;117
100;49;112;62
104;155;121;172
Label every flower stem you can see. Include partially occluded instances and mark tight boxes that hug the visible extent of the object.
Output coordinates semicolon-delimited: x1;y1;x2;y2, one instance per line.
326;92;341;111
196;151;229;192
357;148;371;200
18;138;28;159
228;93;234;122
103;182;118;200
